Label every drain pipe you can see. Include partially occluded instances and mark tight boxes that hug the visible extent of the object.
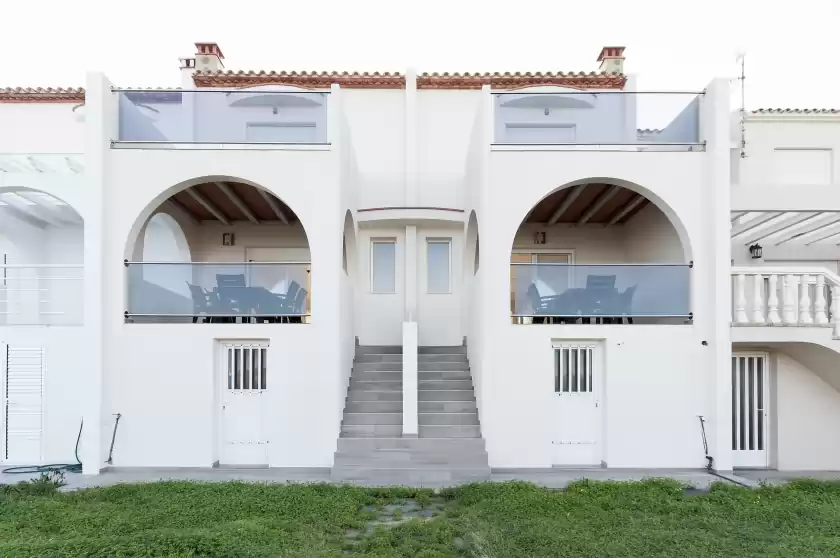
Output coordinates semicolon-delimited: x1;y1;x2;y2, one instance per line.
106;413;122;465
698;415;752;487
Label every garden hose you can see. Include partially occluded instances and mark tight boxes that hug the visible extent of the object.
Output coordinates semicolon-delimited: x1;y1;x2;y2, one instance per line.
2;419;83;475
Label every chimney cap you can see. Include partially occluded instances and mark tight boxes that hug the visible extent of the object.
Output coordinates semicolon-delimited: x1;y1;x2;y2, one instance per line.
195;42;225;59
597;46;626;62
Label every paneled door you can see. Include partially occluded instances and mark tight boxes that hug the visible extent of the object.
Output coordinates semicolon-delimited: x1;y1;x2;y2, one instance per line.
732;353;769;468
1;344;44;464
550;343;601;467
219;342;269;466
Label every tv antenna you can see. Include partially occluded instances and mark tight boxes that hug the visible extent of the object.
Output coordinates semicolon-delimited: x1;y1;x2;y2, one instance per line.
736;52;747;158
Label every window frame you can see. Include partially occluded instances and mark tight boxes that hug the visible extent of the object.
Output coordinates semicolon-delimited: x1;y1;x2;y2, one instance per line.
426;238;452;294
370;239;397;294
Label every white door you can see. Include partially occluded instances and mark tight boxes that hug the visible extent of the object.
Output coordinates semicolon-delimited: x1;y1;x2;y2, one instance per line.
1;345;45;464
732;353;769;468
219;343;269;466
550;343;601;466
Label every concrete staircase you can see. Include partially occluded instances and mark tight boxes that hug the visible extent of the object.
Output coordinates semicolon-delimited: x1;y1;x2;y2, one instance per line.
333;345;489;484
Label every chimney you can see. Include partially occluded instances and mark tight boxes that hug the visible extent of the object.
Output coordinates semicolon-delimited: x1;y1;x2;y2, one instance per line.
178;56;197;87
194;42;225;72
597;46;626;74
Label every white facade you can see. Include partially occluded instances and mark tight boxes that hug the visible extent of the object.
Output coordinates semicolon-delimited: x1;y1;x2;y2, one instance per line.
1;43;839;475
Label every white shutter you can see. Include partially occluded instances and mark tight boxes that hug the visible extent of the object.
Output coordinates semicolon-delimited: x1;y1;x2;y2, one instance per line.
2;345;45;464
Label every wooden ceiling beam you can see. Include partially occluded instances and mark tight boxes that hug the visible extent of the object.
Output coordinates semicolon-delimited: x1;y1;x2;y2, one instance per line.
578;185;620;225
547;184;586;225
606;194;645;226
186;187;230;225
215;181;259;224
257;188;289;224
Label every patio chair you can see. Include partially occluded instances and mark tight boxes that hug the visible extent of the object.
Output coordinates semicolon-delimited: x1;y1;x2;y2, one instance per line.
187;283;218;323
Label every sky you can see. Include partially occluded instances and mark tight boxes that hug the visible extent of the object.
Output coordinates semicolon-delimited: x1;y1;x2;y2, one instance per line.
1;0;838;110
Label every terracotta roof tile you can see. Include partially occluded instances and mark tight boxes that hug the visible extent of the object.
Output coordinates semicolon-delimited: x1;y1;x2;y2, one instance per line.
0;87;85;102
193;70;406;89
752;108;840;114
416;71;625;90
193;69;626;90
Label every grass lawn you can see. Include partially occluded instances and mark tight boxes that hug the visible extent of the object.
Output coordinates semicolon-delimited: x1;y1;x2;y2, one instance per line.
1;477;840;557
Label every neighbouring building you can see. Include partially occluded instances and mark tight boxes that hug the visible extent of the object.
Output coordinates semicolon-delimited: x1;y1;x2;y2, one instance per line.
0;43;838;480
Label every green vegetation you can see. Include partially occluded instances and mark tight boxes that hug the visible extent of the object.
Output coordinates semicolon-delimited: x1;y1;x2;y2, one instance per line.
1;478;839;556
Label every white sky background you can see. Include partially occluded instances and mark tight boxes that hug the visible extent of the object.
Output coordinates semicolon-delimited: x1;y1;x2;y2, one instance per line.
1;0;838;110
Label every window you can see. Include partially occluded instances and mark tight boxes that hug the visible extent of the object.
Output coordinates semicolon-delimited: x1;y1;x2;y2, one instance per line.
371;240;396;293
427;239;451;294
226;344;267;391
555;345;593;393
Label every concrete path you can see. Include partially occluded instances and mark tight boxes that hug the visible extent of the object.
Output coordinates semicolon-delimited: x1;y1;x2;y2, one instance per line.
736;469;840;486
0;467;744;491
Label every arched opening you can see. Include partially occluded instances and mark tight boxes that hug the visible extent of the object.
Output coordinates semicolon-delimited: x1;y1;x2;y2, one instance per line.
0;188;84;326
464;210;480;278
510;179;692;325
342;210;358;278
125;178;311;324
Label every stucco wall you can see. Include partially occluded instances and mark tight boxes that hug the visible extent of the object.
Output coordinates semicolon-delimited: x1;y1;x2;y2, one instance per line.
775;352;840;470
0;103;83;153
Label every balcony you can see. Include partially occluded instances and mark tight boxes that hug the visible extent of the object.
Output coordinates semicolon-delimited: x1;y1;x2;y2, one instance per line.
511;263;692;324
125;262;311;324
113;89;330;146
492;91;703;151
0;265;84;326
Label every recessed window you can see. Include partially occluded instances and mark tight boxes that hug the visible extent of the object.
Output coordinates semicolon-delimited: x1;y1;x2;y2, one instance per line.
371;240;396;294
427;239;451;294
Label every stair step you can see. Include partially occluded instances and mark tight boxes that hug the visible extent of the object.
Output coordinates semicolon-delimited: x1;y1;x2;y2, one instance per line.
418;390;475;402
418;346;466;355
419;425;482;438
417;370;471;380
419;400;477;413
419;412;480;426
349;380;403;391
417;362;469;371
352;371;402;382
348;390;402;402
336;437;486;452
417;354;469;362
356;346;402;355
331;467;489;483
334;449;489;465
355;362;404;371
418;379;473;390
341;424;403;437
343;412;403;425
355;354;403;363
345;401;402;413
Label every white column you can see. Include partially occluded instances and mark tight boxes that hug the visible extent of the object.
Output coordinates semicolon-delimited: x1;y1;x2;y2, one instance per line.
404;68;417;207
82;72;114;474
831;287;840;337
799;274;813;324
405;225;417;322
815;275;828;324
767;274;781;324
402;322;418;437
734;274;748;323
782;274;797;324
751;274;765;324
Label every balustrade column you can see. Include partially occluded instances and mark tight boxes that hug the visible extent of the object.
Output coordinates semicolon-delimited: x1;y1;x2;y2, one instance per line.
815;275;828;324
767;274;781;324
782;274;798;324
831;287;840;337
734;274;748;323
751;274;765;324
800;275;813;324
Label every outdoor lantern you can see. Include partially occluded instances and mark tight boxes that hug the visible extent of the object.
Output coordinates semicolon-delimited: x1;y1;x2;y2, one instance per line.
749;244;763;259
222;232;235;246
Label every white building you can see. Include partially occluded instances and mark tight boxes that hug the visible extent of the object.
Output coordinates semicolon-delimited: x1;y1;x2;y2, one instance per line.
0;43;838;479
